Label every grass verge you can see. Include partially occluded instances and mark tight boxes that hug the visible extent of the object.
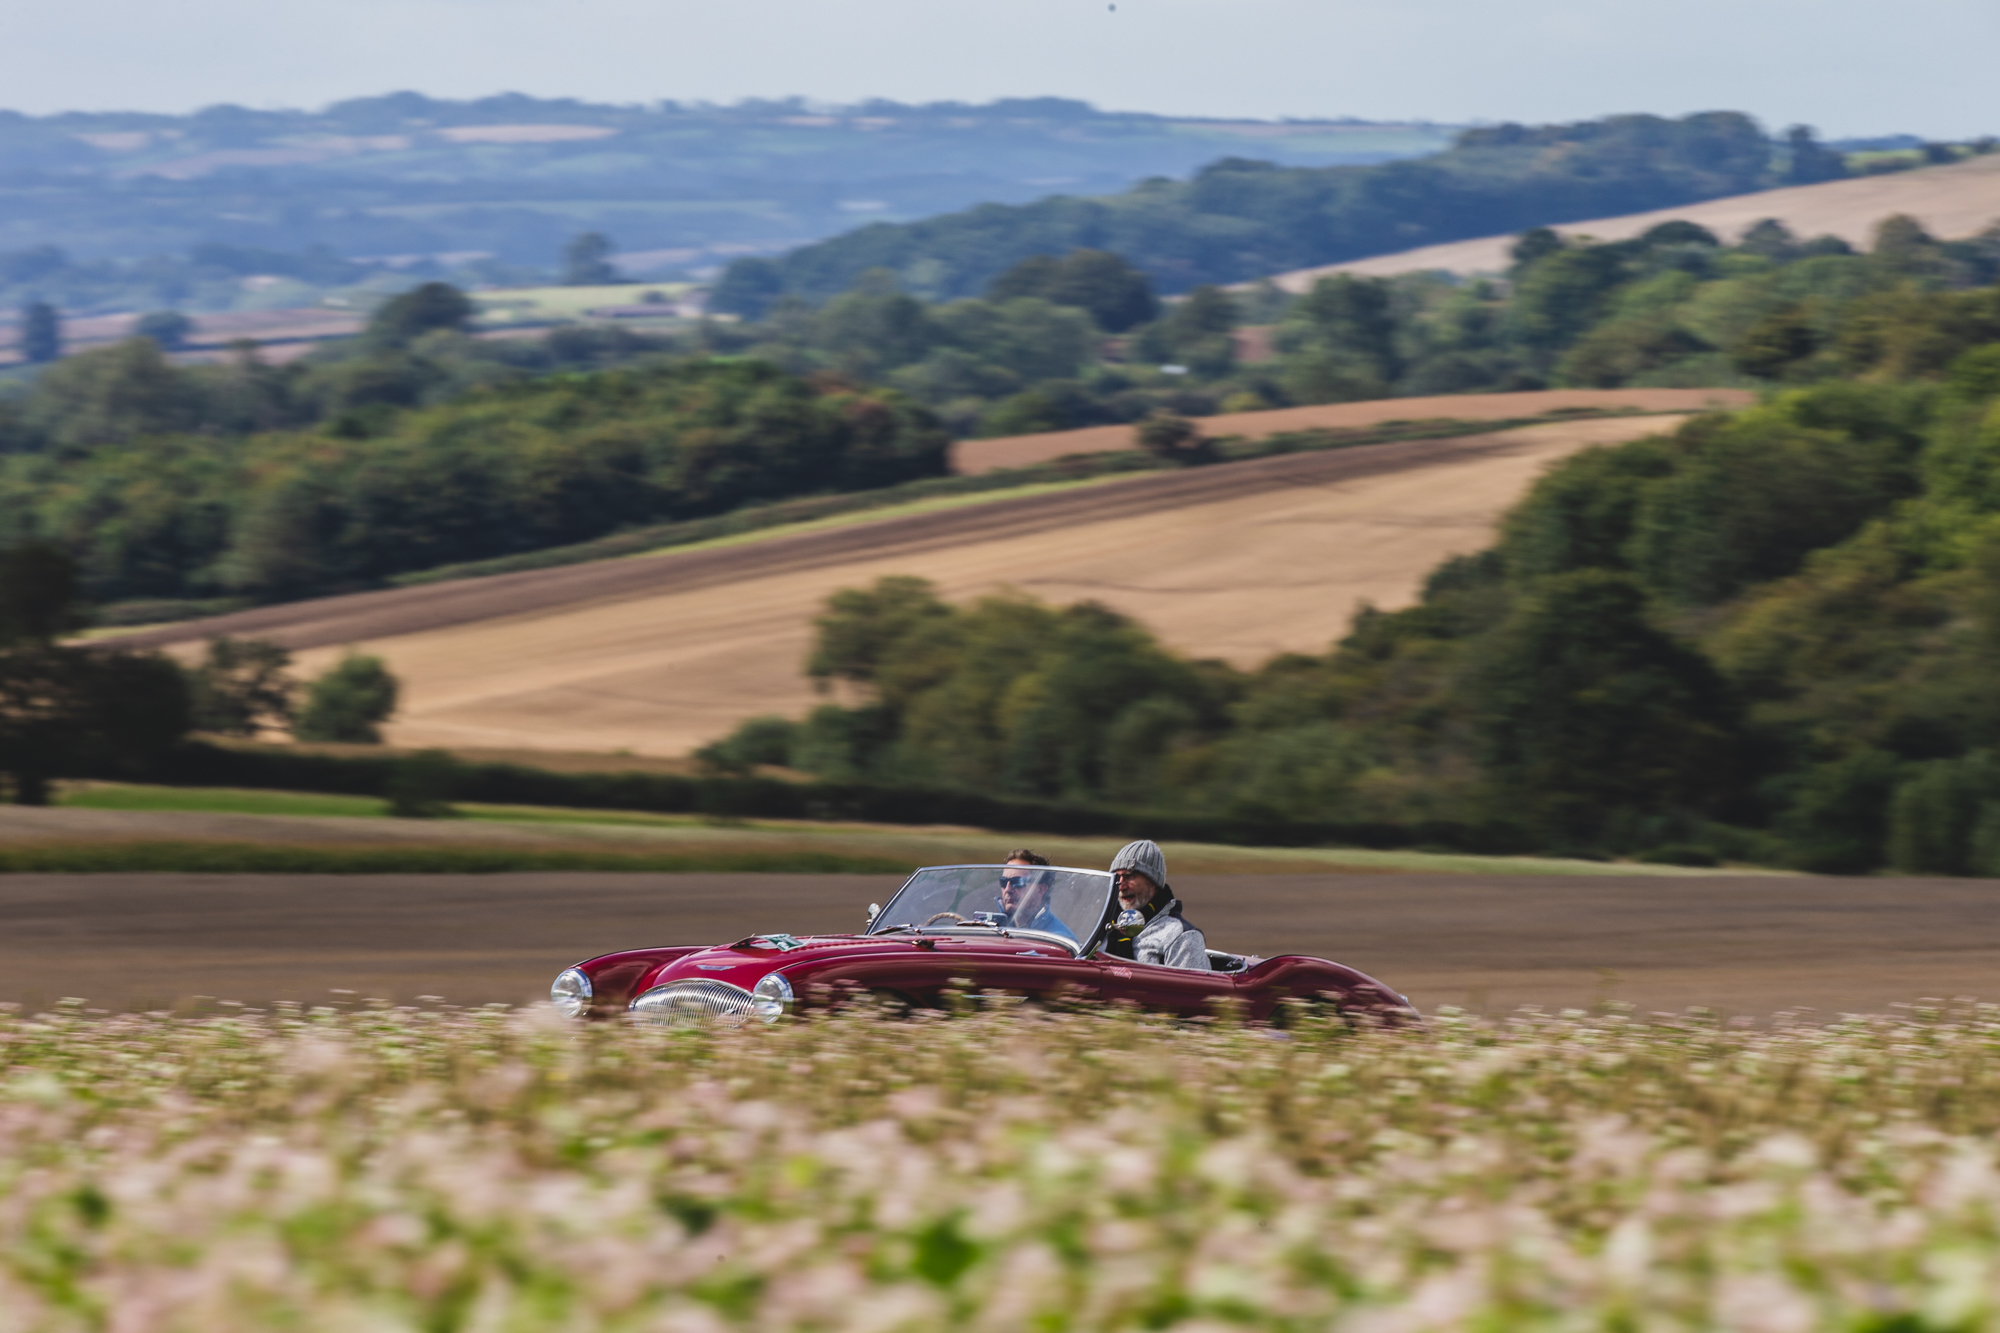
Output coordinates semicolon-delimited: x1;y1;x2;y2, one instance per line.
61;784;390;819
44;783;1784;876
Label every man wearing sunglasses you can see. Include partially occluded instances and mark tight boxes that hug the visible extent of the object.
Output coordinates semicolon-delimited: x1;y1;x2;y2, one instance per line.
998;849;1077;943
1104;839;1209;970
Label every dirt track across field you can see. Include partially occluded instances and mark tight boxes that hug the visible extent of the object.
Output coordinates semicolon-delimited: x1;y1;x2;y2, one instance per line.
5;871;1997;1019
1267;152;2000;288
116;414;1692;756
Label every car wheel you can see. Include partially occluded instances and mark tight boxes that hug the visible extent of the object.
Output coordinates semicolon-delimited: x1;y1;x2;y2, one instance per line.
862;988;915;1019
1269;993;1352;1031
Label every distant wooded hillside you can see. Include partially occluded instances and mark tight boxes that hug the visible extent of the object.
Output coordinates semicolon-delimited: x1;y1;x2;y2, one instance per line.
0;94;1451;315
714;113;1860;305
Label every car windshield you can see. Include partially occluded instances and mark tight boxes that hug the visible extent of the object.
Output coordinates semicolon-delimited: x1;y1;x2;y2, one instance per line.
869;865;1112;952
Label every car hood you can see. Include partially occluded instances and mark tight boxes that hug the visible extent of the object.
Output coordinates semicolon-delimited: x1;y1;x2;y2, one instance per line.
650;935;906;986
585;933;999;1004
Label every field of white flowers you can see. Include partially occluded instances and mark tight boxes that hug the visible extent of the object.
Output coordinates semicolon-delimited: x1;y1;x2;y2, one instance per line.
4;997;1999;1332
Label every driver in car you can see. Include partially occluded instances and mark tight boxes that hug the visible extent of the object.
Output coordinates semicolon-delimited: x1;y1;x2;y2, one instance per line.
1104;839;1210;970
998;849;1077;943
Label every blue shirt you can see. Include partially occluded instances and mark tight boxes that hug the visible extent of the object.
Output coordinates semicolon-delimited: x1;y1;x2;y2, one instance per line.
1015;904;1078;944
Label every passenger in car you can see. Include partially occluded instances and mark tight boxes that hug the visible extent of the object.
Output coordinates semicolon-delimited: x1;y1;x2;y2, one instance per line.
1104;839;1210;970
999;849;1077;943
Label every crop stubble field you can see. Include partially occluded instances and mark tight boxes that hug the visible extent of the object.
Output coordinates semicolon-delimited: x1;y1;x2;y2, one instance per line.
120;407;1713;757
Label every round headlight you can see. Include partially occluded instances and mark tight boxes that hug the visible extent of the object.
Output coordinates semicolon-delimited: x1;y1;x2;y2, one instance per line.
751;972;794;1023
550;967;593;1018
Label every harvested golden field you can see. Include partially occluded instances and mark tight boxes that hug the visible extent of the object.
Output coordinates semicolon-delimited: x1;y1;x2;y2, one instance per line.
124;413;1696;757
1268;151;2000;287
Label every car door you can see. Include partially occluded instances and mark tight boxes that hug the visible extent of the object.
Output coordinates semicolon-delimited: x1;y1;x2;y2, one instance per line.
1088;950;1237;1016
956;937;1103;1004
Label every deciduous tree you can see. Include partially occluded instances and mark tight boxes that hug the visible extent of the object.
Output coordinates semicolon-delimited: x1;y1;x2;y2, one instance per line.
19;301;59;364
187;637;296;736
134;310;193;350
295;652;399;743
562;232;617;286
1468;570;1740;837
0;544;188;803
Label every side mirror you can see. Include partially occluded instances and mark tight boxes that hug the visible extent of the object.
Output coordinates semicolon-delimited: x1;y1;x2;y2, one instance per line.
866;902;881;926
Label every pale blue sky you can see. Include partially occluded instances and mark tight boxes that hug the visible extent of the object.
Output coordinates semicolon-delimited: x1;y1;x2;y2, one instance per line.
4;0;1990;139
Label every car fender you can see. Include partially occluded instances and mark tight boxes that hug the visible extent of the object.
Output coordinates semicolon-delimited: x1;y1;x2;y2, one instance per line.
578;947;706;1012
1239;955;1418;1023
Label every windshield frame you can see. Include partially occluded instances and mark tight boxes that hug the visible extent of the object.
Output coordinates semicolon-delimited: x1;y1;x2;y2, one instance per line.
867;864;1115;957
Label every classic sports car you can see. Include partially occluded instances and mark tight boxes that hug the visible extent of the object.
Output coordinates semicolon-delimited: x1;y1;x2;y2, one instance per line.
551;863;1416;1027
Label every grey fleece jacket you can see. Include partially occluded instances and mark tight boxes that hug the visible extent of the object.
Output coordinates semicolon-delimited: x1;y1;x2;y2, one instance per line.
1132;899;1210;971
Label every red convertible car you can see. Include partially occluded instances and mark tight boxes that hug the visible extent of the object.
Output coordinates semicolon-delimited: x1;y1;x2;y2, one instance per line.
551;863;1417;1027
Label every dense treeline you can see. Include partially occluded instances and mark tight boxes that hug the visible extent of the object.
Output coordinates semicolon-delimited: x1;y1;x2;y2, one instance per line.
702;210;2000;438
713;113;1857;307
709;351;2000;872
0;290;946;606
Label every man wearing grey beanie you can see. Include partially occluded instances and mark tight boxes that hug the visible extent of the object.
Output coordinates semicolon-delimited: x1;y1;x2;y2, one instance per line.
1105;839;1211;971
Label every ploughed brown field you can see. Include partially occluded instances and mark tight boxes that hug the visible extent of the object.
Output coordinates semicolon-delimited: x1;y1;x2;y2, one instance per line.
5;871;1996;1020
120;408;1713;757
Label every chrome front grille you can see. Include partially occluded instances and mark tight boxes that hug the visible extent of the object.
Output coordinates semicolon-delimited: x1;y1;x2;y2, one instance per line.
629;980;755;1028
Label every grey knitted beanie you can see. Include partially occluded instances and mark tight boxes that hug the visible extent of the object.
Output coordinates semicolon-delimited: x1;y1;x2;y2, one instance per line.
1109;839;1166;890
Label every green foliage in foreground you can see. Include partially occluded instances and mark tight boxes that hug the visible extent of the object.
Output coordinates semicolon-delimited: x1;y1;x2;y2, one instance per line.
5;1001;2000;1329
0;840;910;874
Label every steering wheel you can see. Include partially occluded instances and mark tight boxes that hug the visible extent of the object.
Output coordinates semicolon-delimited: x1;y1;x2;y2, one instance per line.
922;911;972;926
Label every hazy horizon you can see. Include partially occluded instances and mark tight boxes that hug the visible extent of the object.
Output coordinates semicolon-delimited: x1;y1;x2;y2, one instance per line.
1;0;1990;140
